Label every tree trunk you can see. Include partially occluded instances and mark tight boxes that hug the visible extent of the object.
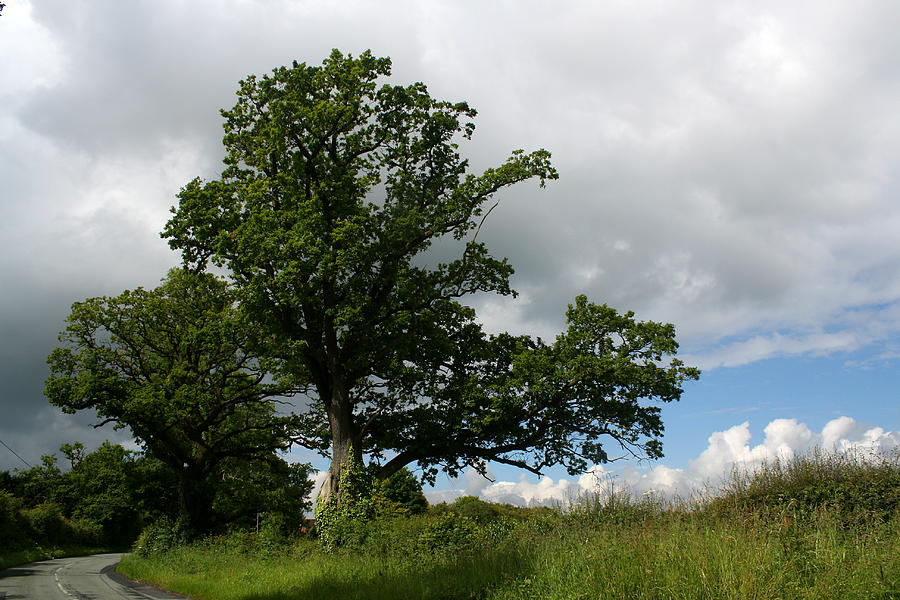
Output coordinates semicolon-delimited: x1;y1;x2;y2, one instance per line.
177;468;213;537
320;384;362;504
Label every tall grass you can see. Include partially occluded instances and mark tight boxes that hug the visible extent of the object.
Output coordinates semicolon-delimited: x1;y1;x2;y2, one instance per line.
118;450;900;600
120;533;532;600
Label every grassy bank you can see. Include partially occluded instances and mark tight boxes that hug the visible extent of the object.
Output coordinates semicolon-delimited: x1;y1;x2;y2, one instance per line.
118;452;899;600
118;510;898;600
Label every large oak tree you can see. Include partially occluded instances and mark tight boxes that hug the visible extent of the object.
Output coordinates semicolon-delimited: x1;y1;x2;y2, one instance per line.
163;50;699;499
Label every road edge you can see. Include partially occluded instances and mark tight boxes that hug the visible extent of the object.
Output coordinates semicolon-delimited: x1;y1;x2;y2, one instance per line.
102;561;189;599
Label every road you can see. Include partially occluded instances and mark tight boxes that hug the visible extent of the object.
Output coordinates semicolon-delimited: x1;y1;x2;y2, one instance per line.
0;553;186;599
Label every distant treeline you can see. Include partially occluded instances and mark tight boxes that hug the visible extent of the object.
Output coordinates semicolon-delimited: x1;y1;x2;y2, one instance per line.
0;441;313;551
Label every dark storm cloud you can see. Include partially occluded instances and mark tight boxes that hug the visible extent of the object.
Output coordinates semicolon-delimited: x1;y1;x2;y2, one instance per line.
1;0;899;467
0;270;139;470
0;0;433;468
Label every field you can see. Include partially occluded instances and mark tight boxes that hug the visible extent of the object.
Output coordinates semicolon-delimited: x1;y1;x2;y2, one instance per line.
118;452;899;600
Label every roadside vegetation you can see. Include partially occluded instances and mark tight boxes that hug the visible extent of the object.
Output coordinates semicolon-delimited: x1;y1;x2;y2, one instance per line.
0;489;109;569
119;450;899;600
1;443;133;569
0;440;311;570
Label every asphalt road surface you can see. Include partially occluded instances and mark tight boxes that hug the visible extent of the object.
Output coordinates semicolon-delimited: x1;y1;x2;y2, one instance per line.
0;553;185;599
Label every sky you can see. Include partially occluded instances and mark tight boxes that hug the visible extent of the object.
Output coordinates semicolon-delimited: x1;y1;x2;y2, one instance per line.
1;0;898;504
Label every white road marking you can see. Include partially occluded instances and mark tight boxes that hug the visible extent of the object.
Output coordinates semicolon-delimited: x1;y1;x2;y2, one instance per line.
3;553;176;600
54;564;76;598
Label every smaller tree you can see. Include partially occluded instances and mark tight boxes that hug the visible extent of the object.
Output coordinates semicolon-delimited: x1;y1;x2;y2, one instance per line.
60;441;146;545
9;454;64;507
45;269;302;535
60;442;87;469
373;467;428;516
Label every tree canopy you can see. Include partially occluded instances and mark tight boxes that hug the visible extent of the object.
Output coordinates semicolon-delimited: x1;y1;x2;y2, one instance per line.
45;269;306;533
162;49;699;499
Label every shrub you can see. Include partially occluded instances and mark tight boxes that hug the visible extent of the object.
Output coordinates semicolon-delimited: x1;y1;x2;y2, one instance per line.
441;496;503;523
133;517;188;557
67;518;103;546
24;503;65;545
257;514;291;552
0;491;29;550
708;449;900;523
416;512;480;556
20;501;101;548
211;531;258;554
372;468;428;517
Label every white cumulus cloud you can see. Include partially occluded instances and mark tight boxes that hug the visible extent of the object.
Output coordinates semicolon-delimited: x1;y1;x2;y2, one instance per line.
425;416;900;507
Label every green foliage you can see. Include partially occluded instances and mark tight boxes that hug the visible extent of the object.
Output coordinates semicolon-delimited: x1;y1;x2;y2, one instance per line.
20;502;102;547
437;495;504;524
3;438;311;553
118;495;900;600
422;297;701;481
415;512;481;556
2;441;186;547
133;517;189;557
372;467;428;517
60;441;86;468
1;444;148;548
12;454;64;506
63;441;144;544
706;449;900;523
0;491;29;550
128;451;180;526
45;269;301;535
213;458;313;535
23;502;65;544
315;455;376;550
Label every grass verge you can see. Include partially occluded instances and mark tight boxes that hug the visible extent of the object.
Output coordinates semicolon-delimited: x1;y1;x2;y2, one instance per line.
118;509;899;600
117;451;900;600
